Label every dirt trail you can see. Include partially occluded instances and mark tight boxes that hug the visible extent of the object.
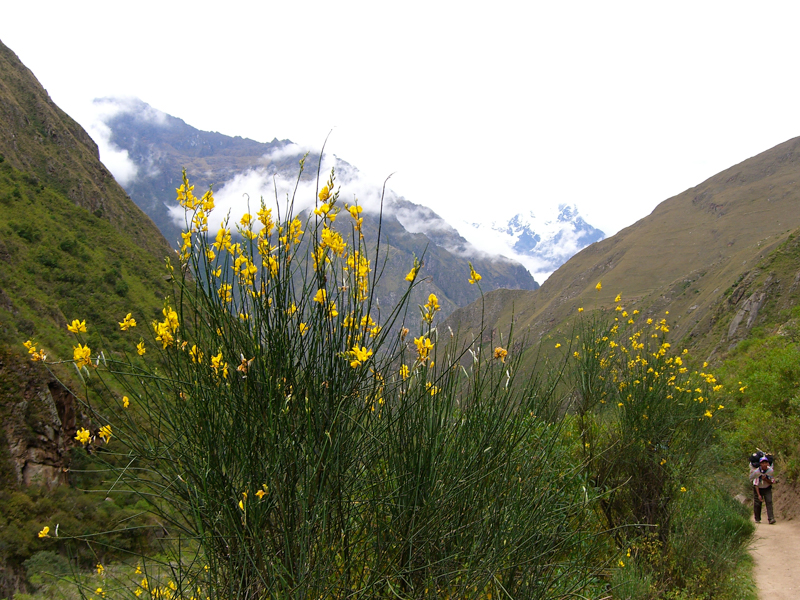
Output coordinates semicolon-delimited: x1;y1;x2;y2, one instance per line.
751;520;800;600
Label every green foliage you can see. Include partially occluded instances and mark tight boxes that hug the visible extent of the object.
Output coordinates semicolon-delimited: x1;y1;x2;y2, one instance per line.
718;337;800;481
564;308;720;540
556;302;755;598
665;486;754;598
0;484;158;597
23;551;70;588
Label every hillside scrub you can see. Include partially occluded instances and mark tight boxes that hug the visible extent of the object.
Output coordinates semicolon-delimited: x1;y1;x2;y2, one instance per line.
27;166;609;599
718;333;800;481
557;297;754;598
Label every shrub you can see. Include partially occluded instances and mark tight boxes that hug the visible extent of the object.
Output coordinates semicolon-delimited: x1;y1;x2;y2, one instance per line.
30;166;606;599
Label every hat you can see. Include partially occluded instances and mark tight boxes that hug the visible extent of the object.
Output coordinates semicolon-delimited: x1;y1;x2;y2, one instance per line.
760;456;770;463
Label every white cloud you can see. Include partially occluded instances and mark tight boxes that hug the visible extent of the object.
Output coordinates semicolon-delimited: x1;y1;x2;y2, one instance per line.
73;97;173;187
84;118;138;186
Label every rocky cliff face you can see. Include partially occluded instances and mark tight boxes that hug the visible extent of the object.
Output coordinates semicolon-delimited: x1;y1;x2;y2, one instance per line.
0;349;77;490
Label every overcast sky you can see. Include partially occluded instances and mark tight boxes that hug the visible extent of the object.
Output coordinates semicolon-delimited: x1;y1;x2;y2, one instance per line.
3;1;800;238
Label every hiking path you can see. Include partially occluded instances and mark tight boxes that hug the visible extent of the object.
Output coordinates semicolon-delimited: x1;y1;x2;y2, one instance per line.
751;519;800;600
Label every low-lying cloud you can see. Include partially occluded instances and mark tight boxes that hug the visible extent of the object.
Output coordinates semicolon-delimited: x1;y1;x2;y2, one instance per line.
167;151;401;231
82;97;170;186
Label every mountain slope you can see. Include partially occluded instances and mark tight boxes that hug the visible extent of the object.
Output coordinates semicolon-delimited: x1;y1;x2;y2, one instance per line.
0;39;177;492
445;136;800;360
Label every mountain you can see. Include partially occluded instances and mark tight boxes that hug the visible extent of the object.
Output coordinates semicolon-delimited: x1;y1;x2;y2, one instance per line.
94;98;539;320
462;204;605;281
445;136;800;364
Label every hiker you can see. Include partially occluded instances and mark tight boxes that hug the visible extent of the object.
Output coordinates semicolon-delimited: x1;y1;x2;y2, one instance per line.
750;455;776;524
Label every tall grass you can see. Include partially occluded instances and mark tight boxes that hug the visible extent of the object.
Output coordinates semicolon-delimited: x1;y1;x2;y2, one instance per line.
34;164;607;599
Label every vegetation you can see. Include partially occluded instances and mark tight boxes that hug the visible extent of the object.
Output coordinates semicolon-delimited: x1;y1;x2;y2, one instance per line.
25;168;605;599
5;165;759;600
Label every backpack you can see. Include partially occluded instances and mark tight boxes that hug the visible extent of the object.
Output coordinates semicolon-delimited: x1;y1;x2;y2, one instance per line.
749;450;774;469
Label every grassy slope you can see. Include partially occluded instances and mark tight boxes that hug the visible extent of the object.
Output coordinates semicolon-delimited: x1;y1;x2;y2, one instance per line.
0;37;176;397
446;136;800;362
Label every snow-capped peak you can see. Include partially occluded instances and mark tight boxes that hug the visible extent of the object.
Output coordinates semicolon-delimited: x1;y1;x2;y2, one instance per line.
460;204;604;282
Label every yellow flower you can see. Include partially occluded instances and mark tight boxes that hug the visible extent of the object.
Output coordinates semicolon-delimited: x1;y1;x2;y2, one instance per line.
493;347;508;363
218;283;233;303
137;341;146;356
399;364;409;379
414;336;434;362
299;323;309;335
326;303;338;319
468;262;482;284
119;313;137;330
318;185;330;202
38;526;50;538
595;282;602;291
73;344;92;369
96;564;104;575
75;428;91;445
313;289;327;304
704;410;713;418
98;425;112;443
256;488;267;500
212;226;232;252
578;307;584;313
349;346;373;368
405;258;421;282
211;352;228;378
23;340;46;362
614;293;621;302
122;396;130;409
421;294;441;324
67;319;87;334
618;559;625;568
189;345;204;364
555;343;561;348
680;486;687;492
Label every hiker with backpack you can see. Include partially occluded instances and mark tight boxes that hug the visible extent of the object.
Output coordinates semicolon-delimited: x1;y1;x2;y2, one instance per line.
750;452;776;524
